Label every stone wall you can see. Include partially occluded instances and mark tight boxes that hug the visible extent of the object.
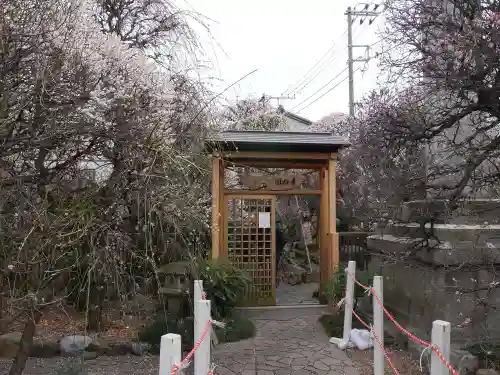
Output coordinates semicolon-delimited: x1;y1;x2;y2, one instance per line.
367;199;500;345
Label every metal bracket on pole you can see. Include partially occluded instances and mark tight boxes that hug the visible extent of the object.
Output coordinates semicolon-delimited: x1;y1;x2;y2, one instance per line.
345;3;383;117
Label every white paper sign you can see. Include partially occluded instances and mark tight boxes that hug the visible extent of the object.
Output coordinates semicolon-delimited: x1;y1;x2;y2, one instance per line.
258;212;271;228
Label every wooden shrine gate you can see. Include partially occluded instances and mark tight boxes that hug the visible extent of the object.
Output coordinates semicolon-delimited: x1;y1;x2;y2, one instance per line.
204;130;350;306
226;196;276;306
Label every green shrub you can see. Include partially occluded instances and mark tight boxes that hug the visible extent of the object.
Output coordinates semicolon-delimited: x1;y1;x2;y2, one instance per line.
139;310;255;350
318;313;367;337
319;312;397;346
138;312;193;352
196;259;251;319
323;265;374;304
465;342;500;369
215;313;255;343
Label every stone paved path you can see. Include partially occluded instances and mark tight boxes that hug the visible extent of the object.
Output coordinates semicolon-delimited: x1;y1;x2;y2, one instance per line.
212;307;360;375
275;283;319;306
0;307;360;375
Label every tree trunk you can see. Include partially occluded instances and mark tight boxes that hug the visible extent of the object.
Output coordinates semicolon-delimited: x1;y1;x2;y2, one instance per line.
0;273;6;333
0;292;6;334
8;310;42;375
87;284;105;332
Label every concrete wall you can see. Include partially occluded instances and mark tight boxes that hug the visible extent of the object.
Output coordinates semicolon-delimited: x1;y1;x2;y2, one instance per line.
367;217;500;344
367;252;500;344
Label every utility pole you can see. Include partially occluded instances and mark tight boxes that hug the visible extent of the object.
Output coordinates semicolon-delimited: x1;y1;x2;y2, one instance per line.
345;3;383;117
347;7;355;117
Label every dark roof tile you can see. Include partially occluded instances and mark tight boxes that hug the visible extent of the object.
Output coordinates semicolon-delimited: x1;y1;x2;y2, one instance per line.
204;130;350;153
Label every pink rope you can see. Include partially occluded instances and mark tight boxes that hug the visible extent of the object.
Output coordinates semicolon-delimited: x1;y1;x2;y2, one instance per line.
169;318;213;375
347;270;370;291
371;289;430;347
344;293;401;375
370;288;459;375
345;271;460;375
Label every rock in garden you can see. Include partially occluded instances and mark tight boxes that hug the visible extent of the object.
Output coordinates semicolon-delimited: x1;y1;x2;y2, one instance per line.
0;332;22;358
60;335;92;357
129;342;151;356
85;337;110;355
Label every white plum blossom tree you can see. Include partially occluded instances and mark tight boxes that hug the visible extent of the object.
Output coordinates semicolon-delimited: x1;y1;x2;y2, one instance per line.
221;96;288;131
1;1;213;373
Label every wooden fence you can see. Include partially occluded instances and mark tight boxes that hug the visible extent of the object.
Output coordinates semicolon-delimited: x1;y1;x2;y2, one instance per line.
339;232;370;270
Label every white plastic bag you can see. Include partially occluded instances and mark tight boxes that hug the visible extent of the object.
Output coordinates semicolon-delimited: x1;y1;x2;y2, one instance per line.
349;328;374;350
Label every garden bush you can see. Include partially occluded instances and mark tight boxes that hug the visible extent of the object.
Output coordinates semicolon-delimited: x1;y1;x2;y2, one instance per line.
465;342;500;369
323;265;374;304
138;312;193;353
139;310;255;350
318;312;396;345
195;259;251;319
140;258;255;349
318;313;366;337
214;313;255;343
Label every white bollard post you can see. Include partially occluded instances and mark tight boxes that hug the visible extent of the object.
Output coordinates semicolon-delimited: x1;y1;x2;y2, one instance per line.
159;333;181;375
194;299;211;375
373;276;384;375
431;320;451;375
330;260;356;349
193;280;203;320
194;280;204;302
342;261;356;347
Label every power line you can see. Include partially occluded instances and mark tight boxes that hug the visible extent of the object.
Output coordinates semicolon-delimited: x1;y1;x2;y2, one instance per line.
291;39;384;116
297;68;361;113
287;23;371;98
283;29;348;96
291;67;349;111
346;2;384;116
290;51;343;96
300;40;384;113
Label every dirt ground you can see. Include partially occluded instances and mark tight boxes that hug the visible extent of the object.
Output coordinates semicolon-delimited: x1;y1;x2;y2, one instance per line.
348;347;423;375
5;301;154;343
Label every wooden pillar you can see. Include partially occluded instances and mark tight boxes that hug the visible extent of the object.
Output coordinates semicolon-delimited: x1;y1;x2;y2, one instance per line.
328;156;339;280
219;161;227;257
211;156;221;259
319;165;329;294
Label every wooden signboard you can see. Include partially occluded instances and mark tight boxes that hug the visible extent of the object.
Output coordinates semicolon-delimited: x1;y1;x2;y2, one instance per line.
240;173;304;191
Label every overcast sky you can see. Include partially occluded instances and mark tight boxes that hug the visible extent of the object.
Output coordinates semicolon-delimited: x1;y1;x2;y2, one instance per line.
184;0;386;122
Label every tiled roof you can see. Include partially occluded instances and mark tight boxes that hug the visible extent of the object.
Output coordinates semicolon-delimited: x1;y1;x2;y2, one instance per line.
205;130;350;153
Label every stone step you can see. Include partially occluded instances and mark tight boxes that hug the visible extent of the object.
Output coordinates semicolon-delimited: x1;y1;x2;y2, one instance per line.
395;199;500;224
379;222;500;244
368;233;500;266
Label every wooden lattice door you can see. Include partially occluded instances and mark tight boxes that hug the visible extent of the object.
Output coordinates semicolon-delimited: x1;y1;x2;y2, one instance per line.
225;195;276;306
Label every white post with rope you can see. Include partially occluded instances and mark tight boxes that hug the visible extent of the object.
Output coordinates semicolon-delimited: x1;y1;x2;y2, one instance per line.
342;261;356;348
194;299;211;375
193;280;203;319
159;333;181;375
430;320;451;375
373;276;384;375
329;260;356;349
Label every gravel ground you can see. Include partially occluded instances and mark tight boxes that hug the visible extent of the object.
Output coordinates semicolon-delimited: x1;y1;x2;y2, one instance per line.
348;348;423;375
0;355;163;375
0;349;422;375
